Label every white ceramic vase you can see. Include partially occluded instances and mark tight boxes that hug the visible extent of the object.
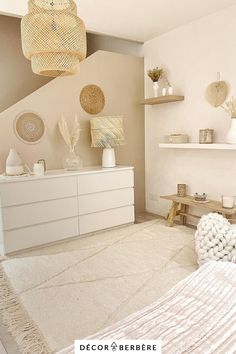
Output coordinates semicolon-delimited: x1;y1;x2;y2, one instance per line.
153;82;159;97
226;119;236;144
6;148;24;175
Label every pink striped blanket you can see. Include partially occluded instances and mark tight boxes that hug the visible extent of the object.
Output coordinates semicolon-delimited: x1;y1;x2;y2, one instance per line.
58;261;236;354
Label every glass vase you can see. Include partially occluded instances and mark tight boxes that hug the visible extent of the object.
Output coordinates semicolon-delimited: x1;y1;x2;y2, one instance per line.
64;147;83;171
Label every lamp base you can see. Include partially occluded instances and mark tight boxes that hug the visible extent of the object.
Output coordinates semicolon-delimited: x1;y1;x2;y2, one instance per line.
102;148;116;168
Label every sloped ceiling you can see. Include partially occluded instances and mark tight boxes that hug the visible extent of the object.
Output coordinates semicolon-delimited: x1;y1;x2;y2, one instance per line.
0;0;235;42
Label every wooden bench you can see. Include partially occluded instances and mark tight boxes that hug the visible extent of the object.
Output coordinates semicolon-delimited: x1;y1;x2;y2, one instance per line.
161;194;236;227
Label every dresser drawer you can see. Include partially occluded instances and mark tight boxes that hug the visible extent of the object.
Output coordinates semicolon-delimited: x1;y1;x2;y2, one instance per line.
78;170;134;195
79;188;134;215
2;197;78;230
4;217;79;254
0;176;77;207
79;206;134;235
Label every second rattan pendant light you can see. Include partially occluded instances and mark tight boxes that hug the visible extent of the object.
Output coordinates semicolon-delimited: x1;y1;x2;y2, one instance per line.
21;0;87;77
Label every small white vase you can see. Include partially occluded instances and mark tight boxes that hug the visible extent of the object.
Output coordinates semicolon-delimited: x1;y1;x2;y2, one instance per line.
162;87;167;96
153;82;159;97
168;86;173;95
226;119;236;144
6;148;24;175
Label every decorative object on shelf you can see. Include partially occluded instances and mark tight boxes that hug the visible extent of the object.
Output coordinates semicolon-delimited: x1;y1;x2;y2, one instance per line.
177;184;187;197
222;97;236;144
162;87;167;96
21;0;86;77
14;112;45;144
90;116;125;168
205;73;228;107
162;73;173;96
80;85;105;115
195;213;236;265
222;195;235;209
147;67;163;98
199;129;214;144
194;193;207;202
5;149;24;176
168;86;173;95
164;134;189;144
58;115;82;170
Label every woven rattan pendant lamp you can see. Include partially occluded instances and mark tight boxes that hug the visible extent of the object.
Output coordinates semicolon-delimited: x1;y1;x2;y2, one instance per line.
21;0;87;77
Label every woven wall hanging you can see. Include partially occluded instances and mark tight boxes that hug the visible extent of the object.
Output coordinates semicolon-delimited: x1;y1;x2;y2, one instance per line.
21;0;87;77
205;73;228;107
80;85;105;114
14;112;45;144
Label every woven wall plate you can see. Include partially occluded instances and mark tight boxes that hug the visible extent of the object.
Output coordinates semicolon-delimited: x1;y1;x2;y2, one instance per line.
14;111;45;144
80;85;105;114
205;81;228;107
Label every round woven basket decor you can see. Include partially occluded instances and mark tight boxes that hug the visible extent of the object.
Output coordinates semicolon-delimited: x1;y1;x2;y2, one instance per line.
14;112;45;144
80;85;105;114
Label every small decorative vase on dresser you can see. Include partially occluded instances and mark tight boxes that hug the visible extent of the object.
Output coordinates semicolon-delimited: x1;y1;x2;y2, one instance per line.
0;166;134;255
6;149;24;175
64;147;83;170
226;119;236;144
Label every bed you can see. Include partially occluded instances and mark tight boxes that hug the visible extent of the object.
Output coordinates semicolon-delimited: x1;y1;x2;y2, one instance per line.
57;261;236;354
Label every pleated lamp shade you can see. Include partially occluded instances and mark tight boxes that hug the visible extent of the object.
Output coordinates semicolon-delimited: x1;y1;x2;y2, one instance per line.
90;116;125;148
21;0;87;77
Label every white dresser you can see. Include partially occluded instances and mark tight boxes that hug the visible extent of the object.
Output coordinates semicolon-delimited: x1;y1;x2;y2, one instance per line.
0;166;134;255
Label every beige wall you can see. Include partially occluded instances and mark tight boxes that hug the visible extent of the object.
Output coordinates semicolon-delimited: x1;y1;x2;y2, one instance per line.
87;33;143;57
144;5;236;221
0;51;145;212
0;15;52;113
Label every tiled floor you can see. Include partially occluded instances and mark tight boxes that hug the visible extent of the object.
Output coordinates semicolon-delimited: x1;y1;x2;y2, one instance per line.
0;213;198;353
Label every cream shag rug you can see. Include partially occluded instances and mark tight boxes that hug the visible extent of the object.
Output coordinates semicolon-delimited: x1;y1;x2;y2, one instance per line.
0;220;196;354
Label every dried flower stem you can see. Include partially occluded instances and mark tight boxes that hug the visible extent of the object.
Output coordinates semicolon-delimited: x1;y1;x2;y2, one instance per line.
221;97;236;118
58;115;81;150
147;67;163;82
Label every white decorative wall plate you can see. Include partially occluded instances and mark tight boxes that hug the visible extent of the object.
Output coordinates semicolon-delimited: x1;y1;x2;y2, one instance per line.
14;112;45;144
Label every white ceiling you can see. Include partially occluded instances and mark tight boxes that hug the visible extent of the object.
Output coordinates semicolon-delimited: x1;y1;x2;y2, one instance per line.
1;0;235;42
78;0;236;42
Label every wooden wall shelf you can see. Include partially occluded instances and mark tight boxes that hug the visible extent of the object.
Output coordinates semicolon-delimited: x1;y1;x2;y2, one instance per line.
159;143;236;150
140;95;184;105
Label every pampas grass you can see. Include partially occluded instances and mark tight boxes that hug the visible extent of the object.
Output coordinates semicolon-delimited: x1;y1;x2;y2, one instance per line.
58;115;81;151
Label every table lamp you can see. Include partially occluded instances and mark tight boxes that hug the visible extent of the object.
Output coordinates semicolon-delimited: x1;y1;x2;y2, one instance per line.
90;116;125;168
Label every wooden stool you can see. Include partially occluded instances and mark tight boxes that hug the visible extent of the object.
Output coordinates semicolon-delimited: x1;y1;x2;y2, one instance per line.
162;195;236;227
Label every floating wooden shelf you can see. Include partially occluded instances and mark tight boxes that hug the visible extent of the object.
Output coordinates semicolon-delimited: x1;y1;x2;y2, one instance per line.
159;143;236;150
140;95;184;105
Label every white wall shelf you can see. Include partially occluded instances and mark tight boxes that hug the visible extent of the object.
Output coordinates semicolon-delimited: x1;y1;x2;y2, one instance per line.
159;143;236;150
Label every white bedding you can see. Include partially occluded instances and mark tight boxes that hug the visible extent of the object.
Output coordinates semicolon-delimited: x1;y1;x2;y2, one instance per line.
58;261;236;354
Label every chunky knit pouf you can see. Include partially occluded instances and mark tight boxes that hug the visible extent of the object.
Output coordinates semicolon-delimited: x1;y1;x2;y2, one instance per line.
195;213;236;265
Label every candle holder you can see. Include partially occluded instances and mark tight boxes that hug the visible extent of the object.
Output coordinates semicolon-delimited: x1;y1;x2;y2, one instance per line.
177;184;187;197
222;195;235;209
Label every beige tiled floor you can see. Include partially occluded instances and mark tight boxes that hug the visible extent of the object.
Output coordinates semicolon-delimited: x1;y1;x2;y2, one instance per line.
0;213;198;353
